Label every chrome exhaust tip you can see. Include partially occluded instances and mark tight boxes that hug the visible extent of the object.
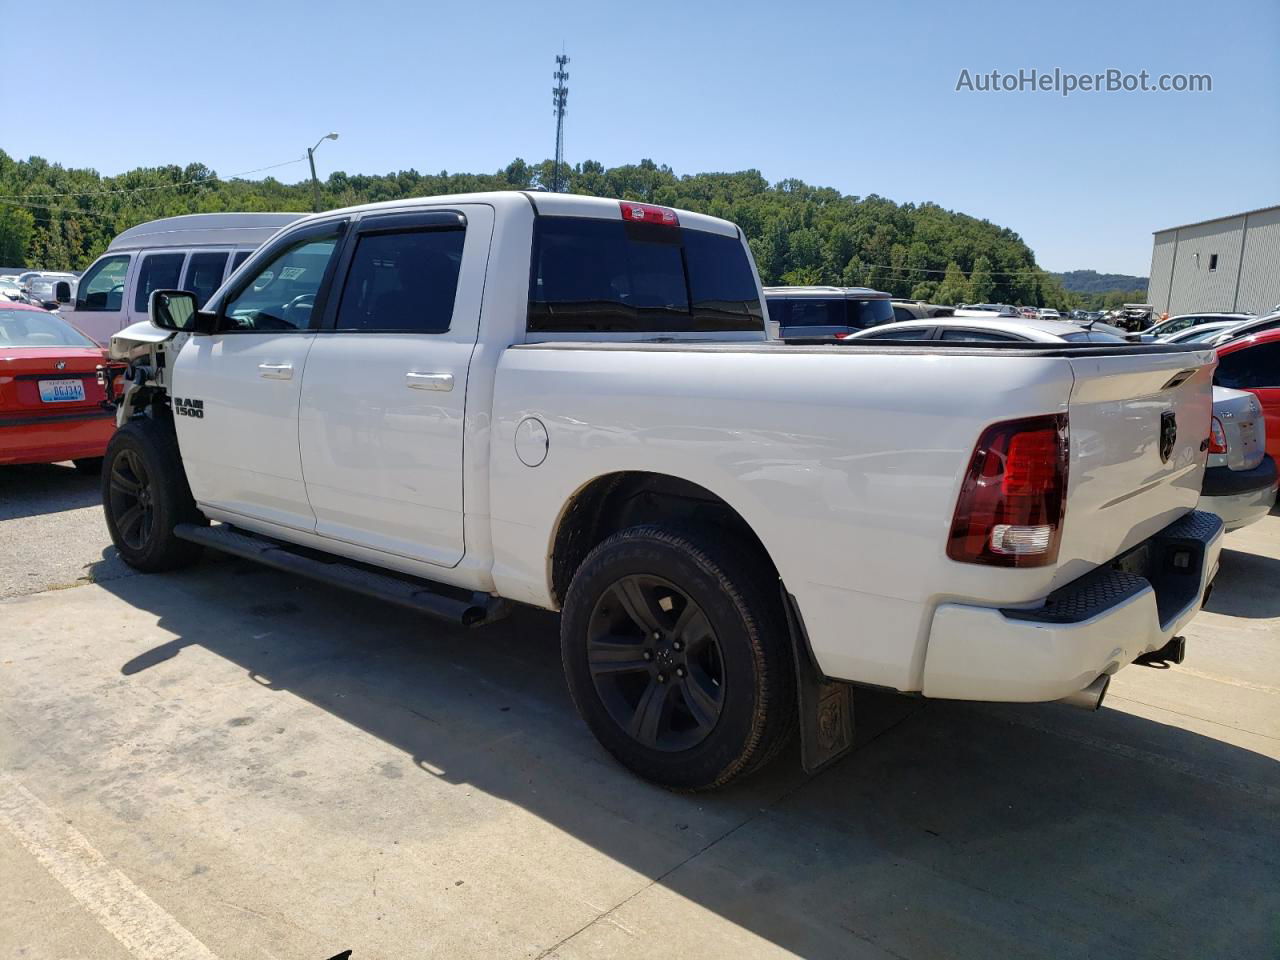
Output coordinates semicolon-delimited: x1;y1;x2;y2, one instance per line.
1059;674;1110;711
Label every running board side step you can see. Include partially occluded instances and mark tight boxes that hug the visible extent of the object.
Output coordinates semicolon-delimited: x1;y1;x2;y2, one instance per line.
173;523;509;627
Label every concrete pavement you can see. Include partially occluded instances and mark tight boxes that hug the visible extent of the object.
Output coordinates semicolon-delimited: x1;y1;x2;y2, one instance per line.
1;469;1277;959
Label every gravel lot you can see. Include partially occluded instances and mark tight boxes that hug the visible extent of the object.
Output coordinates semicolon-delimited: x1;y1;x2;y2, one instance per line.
1;467;1277;959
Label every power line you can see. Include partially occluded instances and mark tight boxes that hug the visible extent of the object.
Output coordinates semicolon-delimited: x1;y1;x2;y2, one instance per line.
0;157;306;202
816;260;1055;279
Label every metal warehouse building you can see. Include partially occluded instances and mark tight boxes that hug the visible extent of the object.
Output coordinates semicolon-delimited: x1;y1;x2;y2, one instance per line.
1148;204;1280;316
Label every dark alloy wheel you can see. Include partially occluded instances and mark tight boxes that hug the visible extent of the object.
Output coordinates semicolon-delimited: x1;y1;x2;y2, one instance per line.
587;574;726;752
107;448;155;550
561;524;796;790
102;417;205;572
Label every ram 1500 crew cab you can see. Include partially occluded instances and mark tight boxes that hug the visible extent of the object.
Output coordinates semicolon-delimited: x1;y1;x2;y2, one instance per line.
104;192;1222;790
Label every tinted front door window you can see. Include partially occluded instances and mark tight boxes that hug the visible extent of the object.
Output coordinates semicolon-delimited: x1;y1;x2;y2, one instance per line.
221;234;341;331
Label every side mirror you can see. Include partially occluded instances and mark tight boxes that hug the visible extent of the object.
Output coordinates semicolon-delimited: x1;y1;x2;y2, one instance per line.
149;289;215;334
54;281;72;304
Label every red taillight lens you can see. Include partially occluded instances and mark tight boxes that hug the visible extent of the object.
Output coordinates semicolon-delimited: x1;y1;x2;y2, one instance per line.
947;414;1069;567
1208;417;1227;454
619;201;679;227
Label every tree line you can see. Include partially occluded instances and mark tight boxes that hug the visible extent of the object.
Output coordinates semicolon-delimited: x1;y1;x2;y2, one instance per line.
1;151;1087;308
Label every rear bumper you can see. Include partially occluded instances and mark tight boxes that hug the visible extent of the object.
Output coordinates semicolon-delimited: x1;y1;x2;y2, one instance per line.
0;410;115;465
921;510;1223;702
1201;455;1277;497
1199;456;1279;531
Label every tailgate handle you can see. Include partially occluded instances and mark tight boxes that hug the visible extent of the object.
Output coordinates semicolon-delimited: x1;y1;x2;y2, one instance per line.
1161;368;1197;390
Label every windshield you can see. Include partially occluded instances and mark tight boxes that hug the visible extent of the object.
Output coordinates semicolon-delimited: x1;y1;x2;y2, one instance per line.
0;308;97;348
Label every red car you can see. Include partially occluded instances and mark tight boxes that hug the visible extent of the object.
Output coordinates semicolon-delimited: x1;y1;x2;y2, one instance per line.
1215;328;1280;461
1;302;117;471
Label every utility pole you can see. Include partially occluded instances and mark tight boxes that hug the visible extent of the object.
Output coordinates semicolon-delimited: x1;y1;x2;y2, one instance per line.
552;53;570;193
307;132;340;212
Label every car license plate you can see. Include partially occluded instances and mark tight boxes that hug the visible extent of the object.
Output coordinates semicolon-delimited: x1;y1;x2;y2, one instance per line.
38;378;85;403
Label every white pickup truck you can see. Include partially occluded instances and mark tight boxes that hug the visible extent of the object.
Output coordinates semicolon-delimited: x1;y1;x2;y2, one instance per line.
104;192;1223;790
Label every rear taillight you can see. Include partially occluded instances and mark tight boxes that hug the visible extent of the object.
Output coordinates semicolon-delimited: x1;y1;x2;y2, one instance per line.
947;414;1069;568
1208;417;1228;454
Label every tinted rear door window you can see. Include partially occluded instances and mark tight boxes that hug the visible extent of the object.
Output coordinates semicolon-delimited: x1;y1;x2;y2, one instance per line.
528;218;762;333
785;299;844;328
134;253;186;313
184;251;229;307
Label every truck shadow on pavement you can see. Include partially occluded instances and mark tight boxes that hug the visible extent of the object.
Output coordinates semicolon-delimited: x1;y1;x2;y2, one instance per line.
99;554;1279;960
0;462;101;520
1206;547;1280;619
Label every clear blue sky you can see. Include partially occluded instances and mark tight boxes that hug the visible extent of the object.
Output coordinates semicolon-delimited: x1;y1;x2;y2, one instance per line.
9;0;1278;275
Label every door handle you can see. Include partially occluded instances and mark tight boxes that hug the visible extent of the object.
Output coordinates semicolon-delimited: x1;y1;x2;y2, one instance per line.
405;372;454;392
258;362;293;380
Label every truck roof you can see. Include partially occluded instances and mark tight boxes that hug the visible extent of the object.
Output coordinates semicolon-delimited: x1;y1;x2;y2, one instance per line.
107;213;307;252
305;191;742;238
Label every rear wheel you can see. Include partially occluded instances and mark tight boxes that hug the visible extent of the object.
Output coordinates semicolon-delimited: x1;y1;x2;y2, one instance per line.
102;418;205;572
560;525;795;790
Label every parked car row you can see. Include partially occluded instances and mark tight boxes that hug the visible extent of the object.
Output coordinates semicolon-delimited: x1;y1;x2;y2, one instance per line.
0;270;78;310
763;287;1277;533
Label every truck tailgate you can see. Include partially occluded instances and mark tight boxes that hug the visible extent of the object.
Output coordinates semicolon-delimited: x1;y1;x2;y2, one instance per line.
1054;348;1217;585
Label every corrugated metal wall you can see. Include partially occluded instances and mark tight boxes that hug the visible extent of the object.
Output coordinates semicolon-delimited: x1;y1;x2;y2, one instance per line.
1148;231;1177;312
1166;216;1246;313
1150;206;1280;315
1234;207;1280;314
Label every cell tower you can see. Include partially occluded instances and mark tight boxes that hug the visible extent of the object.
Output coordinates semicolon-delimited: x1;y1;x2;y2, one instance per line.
552;53;570;193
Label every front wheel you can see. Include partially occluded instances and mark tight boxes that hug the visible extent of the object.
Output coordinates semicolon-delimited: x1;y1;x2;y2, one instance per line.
560;525;795;790
102;418;205;572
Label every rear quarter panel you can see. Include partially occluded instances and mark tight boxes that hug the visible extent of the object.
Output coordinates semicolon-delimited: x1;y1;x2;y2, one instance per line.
489;344;1078;691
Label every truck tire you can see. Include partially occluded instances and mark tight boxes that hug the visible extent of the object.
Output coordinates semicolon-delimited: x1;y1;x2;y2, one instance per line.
560;524;795;790
102;417;205;572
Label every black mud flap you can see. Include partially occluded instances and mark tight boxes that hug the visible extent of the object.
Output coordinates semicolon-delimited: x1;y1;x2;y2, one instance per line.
782;588;855;774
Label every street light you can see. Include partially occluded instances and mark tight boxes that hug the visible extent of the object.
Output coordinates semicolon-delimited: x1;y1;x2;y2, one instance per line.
306;132;339;213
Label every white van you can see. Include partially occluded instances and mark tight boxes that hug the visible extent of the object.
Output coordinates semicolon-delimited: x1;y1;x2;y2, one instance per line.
58;213;305;344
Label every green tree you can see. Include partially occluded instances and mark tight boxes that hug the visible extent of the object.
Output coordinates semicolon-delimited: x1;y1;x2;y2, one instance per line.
0;149;1050;290
934;262;972;306
910;281;938;301
0;205;34;265
968;255;995;302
